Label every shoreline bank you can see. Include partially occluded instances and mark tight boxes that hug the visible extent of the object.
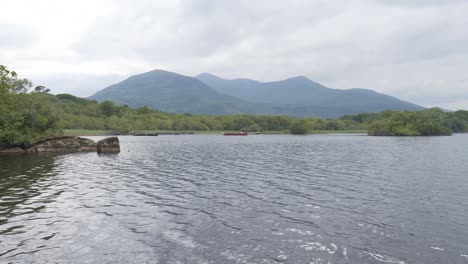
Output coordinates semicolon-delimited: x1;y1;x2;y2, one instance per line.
63;129;368;136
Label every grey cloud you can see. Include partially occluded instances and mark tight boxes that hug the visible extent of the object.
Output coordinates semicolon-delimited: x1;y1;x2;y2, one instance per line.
4;0;468;110
73;0;348;61
0;24;36;48
379;0;468;8
32;73;124;97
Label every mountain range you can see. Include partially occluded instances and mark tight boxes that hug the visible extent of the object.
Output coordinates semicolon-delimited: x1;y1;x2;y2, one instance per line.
89;70;423;118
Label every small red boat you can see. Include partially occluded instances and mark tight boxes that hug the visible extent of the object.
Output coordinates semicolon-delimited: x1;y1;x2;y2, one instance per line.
223;132;248;136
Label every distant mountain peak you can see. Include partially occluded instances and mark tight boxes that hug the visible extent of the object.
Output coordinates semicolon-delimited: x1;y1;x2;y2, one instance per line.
196;73;259;82
139;69;174;75
287;75;310;81
126;69;180;81
195;72;219;78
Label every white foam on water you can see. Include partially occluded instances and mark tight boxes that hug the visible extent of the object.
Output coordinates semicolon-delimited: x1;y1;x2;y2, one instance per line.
301;241;338;255
252;245;262;252
327;243;337;254
277;255;288;260
368;252;405;264
272;232;284;236
286;228;314;235
309;257;322;264
342;246;348;259
301;242;327;251
461;254;468;258
430;246;445;251
281;239;303;243
220;250;250;263
162;231;197;249
309;258;333;264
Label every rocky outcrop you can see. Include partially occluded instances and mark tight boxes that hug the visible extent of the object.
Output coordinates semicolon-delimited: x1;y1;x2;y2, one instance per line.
27;136;97;153
0;145;26;154
0;136;120;155
97;137;120;153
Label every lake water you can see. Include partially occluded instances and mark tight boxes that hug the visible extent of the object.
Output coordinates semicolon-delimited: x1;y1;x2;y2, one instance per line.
1;134;468;264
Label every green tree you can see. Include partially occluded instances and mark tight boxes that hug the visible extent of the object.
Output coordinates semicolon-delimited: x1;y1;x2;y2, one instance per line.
0;65;32;94
367;110;452;136
100;100;120;117
289;120;307;134
0;66;60;145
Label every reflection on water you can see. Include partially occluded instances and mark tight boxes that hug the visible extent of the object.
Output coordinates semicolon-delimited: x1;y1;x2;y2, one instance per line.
1;134;468;263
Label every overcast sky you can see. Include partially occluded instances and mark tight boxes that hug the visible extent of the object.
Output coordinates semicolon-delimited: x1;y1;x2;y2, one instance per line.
1;0;467;110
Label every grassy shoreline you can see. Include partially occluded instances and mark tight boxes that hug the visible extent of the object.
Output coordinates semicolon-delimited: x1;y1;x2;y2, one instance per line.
63;129;367;136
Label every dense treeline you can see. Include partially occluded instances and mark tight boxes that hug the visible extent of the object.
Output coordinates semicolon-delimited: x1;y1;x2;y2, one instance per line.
49;93;363;133
42;93;468;136
2;65;468;146
341;108;468;136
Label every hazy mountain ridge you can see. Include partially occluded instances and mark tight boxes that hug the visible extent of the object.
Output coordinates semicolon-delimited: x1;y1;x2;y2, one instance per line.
195;73;423;112
90;69;424;118
90;70;270;115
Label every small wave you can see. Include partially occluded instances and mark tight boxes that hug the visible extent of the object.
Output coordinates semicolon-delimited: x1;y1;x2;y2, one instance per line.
343;246;348;259
327;243;338;254
300;241;339;255
162;231;197;249
301;242;327;251
272;232;284;235
286;228;314;235
430;246;445;251
368;252;405;264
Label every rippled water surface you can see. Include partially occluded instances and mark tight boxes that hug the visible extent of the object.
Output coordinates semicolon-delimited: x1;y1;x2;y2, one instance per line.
1;134;468;263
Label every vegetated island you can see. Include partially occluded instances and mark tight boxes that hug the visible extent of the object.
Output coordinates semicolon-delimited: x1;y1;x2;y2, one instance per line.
1;65;468;154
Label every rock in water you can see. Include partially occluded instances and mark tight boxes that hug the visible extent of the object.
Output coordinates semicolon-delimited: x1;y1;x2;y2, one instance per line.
27;136;97;153
0;136;120;155
97;137;120;153
0;146;26;154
